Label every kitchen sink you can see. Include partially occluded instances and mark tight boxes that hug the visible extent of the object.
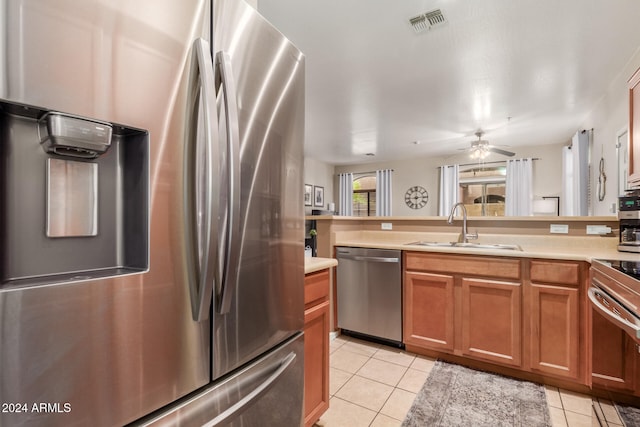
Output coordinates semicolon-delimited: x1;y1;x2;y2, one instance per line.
405;241;454;247
405;241;523;251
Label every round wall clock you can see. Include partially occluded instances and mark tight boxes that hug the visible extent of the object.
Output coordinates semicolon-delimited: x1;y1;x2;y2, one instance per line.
405;186;429;209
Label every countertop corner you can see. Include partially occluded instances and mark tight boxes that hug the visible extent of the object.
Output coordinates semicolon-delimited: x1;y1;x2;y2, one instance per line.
305;257;338;274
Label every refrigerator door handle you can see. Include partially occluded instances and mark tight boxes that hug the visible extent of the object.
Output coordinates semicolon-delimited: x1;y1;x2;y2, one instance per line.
215;51;241;315
203;352;297;427
185;38;220;321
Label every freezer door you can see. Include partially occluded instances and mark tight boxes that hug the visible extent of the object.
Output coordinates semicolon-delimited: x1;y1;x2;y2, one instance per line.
211;0;305;379
134;333;304;427
0;1;213;426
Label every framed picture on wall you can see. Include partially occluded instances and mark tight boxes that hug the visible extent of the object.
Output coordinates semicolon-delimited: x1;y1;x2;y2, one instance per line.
542;196;560;216
314;186;324;207
304;184;313;206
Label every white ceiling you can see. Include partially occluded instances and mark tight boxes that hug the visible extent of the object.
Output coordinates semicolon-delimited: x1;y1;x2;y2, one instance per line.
258;0;640;165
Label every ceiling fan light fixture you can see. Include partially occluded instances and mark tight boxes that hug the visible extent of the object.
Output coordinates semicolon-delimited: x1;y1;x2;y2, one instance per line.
470;141;490;160
469;149;482;160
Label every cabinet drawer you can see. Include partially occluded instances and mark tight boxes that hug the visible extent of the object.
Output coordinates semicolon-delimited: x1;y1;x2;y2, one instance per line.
405;252;520;280
305;269;330;306
530;260;580;286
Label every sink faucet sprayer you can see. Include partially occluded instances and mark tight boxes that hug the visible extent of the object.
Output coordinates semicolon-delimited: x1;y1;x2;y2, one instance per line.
447;202;478;243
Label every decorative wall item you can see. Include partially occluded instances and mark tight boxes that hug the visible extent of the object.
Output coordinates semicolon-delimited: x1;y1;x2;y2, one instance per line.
304;184;313;206
404;185;429;209
314;186;324;207
543;196;560;216
598;156;607;202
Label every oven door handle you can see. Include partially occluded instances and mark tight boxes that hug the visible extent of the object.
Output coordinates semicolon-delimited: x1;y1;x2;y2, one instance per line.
588;286;640;341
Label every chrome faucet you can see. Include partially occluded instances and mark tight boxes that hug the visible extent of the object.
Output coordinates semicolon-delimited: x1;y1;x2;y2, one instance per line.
447;202;478;243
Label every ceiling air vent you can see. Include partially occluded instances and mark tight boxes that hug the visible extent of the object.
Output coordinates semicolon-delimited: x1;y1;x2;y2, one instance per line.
409;9;446;33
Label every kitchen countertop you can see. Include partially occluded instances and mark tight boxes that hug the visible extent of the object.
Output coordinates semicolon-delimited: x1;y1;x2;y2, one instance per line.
305;257;338;274
333;230;640;262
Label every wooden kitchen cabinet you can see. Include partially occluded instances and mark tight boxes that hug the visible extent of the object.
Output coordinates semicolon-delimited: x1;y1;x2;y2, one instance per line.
529;260;582;381
461;277;522;367
404;271;455;351
592;309;637;393
530;283;580;379
404;252;522;368
628;66;640;187
303;269;330;427
404;252;592;387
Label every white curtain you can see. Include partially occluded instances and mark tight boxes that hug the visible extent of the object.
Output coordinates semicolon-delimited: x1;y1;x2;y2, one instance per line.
338;173;353;216
375;169;393;216
438;164;459;216
505;158;533;216
562;131;590;216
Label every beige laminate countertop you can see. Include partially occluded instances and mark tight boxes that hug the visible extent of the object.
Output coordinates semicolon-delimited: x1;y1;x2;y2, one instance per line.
333;231;640;263
304;257;338;274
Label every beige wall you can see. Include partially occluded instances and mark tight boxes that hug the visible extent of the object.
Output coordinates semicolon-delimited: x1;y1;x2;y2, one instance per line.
304;157;335;215
332;156;441;216
332;142;565;216
581;47;640;215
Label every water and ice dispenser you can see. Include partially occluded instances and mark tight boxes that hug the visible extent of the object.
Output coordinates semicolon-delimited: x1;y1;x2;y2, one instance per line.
0;99;149;286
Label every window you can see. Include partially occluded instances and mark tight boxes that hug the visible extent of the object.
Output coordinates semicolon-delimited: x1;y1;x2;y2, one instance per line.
353;175;376;216
459;165;506;216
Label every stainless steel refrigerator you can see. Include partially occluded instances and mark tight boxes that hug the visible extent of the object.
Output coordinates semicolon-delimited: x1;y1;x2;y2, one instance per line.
0;0;305;425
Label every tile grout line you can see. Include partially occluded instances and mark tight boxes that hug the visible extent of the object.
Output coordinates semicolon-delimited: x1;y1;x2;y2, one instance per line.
331;337;411;425
556;388;569;427
333;337;438;425
361;349;407;427
332;351;384;420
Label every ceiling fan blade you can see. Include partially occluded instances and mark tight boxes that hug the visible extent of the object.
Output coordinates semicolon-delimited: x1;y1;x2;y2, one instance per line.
488;146;515;157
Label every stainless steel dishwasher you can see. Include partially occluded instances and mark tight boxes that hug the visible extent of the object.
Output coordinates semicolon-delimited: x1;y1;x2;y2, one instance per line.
336;247;402;346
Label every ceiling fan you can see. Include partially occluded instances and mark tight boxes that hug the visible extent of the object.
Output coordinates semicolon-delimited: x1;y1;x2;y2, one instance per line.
467;130;515;159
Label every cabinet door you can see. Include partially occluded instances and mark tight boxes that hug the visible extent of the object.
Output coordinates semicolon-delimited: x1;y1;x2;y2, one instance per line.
592;309;636;393
530;283;579;379
304;300;330;427
461;278;522;367
628;66;640;186
404;271;455;352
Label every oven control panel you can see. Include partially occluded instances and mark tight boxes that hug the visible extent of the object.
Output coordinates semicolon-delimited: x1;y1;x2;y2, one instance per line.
619;195;640;211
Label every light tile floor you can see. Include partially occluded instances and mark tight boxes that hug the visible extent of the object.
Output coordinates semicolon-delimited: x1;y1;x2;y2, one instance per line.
315;334;626;427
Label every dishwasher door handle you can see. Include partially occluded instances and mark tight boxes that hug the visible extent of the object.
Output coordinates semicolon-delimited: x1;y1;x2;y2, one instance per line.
338;254;400;263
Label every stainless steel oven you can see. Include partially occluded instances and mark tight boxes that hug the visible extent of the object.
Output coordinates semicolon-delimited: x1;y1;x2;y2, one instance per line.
589;259;640;344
